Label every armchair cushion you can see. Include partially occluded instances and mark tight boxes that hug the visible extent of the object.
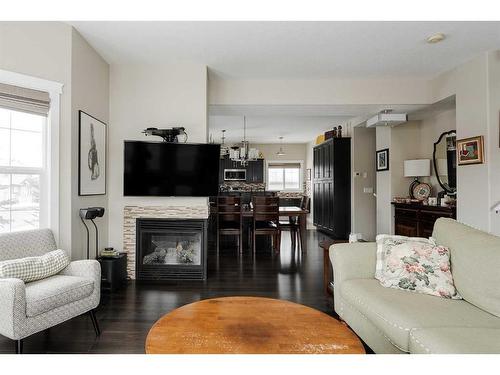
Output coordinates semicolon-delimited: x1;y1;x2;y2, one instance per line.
0;249;69;283
25;275;94;317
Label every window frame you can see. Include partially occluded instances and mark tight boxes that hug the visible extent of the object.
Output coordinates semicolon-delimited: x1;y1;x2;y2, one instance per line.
0;69;62;240
265;160;304;192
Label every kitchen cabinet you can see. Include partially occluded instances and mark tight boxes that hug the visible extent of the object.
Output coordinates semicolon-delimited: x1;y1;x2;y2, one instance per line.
313;138;351;239
219;157;264;184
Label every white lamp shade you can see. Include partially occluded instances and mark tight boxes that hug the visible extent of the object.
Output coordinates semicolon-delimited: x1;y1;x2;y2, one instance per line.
404;159;430;177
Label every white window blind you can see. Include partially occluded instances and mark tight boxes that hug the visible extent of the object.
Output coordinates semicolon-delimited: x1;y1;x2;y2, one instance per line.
267;162;302;191
0;83;50;116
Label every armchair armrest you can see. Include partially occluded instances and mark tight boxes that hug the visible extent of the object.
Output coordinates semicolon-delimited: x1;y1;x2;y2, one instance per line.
0;278;26;339
59;260;101;283
330;242;377;285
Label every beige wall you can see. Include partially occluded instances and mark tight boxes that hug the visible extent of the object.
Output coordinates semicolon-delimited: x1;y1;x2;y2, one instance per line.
419;109;456;193
431;54;495;233
107;63;209;250
0;22;73;250
70;29;110;260
351;126;376;240
209;77;431;105
375;126;392;234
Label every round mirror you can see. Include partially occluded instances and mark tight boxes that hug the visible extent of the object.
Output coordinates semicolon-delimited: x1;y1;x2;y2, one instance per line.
433;130;457;195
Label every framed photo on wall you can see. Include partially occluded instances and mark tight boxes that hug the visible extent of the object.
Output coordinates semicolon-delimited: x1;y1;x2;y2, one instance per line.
457;135;484;166
79;110;107;195
376;148;389;171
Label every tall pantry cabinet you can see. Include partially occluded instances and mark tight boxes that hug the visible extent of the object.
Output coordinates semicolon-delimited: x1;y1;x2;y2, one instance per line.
312;138;351;239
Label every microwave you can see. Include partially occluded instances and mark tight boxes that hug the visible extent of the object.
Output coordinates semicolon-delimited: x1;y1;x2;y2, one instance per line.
224;169;247;181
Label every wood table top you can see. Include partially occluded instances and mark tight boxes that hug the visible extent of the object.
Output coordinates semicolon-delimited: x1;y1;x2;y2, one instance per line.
145;296;365;354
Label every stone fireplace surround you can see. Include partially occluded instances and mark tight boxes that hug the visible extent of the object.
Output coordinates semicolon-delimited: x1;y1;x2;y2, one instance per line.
123;205;209;279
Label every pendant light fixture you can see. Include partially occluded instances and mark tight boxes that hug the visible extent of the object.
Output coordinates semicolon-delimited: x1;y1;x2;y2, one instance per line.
220;129;229;158
230;116;259;166
276;136;286;156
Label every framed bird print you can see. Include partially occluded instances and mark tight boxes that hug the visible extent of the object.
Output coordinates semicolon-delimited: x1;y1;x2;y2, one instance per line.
79;110;106;195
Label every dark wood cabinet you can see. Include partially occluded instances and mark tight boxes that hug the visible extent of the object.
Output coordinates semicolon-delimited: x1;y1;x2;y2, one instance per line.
392;203;456;237
313;138;351;239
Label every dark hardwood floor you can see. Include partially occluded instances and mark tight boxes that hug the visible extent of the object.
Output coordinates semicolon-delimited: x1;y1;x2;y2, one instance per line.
0;229;342;354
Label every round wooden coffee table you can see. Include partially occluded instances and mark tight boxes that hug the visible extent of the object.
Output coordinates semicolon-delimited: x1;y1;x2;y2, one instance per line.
145;296;365;354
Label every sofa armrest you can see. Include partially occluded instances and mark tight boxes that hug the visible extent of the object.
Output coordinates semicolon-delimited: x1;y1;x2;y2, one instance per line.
0;278;26;339
330;242;377;285
59;260;101;284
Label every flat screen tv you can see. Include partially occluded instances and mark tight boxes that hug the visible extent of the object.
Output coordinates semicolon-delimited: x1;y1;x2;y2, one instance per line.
124;141;221;197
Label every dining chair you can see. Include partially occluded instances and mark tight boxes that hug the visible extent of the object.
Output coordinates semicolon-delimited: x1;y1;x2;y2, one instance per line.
280;195;310;247
251;196;281;254
217;196;243;255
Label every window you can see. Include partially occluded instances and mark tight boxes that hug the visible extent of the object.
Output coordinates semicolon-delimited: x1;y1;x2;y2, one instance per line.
267;162;302;191
0;107;47;233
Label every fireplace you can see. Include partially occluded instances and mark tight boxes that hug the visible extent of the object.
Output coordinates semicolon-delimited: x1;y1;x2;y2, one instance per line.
136;218;207;281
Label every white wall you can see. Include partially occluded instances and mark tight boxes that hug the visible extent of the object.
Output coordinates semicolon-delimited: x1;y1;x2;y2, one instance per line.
107;64;209;250
70;29;110;260
487;51;500;236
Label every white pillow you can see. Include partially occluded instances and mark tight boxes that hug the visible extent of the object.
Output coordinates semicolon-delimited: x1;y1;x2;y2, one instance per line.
379;241;461;299
0;249;70;283
375;234;435;281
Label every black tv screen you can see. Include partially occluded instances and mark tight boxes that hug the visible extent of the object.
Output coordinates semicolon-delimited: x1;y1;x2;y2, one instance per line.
124;141;220;197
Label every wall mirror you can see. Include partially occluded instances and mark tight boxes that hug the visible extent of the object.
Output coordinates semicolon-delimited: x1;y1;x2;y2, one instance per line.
433;130;457;195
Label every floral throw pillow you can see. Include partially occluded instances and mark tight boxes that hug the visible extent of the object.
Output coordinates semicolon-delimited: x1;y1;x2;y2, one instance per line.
379;241;462;299
375;234;435;281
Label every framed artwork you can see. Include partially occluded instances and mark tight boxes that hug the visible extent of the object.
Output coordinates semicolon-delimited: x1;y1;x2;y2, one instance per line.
457;135;484;166
79;110;107;195
376;148;389;171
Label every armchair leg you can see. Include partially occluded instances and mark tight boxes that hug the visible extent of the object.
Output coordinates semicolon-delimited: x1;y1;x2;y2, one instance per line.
15;339;23;354
89;309;101;337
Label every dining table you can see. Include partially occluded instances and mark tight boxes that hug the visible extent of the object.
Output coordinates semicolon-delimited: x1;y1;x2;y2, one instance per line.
212;205;309;252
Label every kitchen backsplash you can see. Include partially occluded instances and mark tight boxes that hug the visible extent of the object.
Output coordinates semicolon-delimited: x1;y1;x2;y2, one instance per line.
220;181;309;198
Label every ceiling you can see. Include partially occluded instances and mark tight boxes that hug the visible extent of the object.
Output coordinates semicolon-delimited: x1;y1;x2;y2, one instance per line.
70;21;500;79
208;103;437;143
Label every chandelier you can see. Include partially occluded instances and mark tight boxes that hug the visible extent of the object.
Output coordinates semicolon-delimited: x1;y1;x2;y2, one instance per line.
229;116;259;167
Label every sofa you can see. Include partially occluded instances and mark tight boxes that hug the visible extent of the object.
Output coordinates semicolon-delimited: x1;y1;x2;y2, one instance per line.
0;229;101;353
330;218;500;354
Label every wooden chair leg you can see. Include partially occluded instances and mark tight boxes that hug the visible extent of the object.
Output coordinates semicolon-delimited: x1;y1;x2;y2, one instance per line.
252;230;256;255
239;232;243;255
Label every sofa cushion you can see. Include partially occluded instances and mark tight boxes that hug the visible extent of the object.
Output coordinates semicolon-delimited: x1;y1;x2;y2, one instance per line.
375;234;434;281
0;249;70;283
25;274;94;317
340;279;500;352
432;218;500;318
380;241;461;299
409;327;500;354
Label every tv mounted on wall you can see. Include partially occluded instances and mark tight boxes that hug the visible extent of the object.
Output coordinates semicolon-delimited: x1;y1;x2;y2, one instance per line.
124;141;221;197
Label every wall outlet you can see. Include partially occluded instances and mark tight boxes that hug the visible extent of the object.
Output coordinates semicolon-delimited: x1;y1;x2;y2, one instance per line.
363;187;373;194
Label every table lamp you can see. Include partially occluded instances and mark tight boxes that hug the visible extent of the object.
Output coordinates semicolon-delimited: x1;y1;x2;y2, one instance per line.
404;159;430;199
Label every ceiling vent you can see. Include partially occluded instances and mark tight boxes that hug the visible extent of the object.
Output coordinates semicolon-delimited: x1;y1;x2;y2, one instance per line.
366;111;408;128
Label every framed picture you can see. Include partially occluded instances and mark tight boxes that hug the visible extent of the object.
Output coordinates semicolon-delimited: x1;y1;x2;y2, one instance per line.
79;110;106;195
376;148;389;171
457;135;484;166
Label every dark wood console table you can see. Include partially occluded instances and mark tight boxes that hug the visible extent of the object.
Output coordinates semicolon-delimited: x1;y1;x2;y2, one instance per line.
392;202;456;237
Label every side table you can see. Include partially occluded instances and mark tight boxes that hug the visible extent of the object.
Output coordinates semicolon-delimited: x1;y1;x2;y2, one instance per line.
319;239;348;295
98;253;128;292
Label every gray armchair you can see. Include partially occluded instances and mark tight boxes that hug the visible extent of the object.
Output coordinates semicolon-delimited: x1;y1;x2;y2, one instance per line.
0;229;101;353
